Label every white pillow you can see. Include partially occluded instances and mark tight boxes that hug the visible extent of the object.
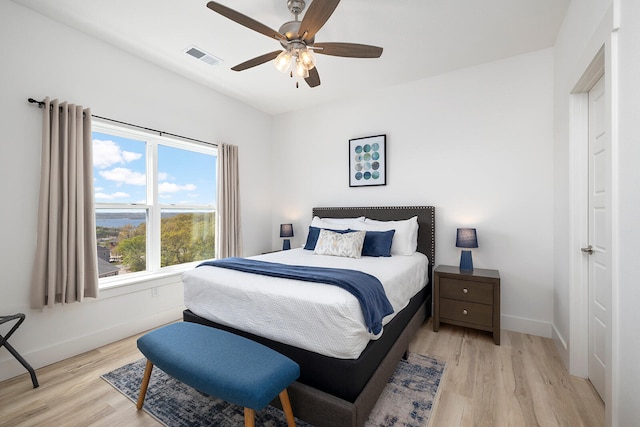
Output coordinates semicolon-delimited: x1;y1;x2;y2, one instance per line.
353;216;419;255
310;216;362;231
318;216;365;224
313;229;366;258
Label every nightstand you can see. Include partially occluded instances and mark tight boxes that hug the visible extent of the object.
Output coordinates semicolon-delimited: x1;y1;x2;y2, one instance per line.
433;265;501;345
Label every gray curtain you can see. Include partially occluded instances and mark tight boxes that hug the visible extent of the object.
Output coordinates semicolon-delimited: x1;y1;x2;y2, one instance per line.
30;97;99;309
216;143;242;258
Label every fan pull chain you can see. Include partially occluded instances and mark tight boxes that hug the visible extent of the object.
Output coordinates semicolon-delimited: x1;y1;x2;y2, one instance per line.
289;70;299;88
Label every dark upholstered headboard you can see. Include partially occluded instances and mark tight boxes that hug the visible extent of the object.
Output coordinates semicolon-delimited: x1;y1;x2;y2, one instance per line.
311;206;436;268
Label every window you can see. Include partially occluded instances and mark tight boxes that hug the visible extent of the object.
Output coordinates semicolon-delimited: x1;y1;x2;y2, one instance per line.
93;121;217;285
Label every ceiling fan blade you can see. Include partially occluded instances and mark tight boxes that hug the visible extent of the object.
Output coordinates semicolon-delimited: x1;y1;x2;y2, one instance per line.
206;1;284;41
313;42;383;58
298;0;340;42
231;50;282;71
305;66;321;88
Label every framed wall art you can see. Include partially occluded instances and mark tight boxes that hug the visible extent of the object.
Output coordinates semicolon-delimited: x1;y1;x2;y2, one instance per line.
349;134;386;187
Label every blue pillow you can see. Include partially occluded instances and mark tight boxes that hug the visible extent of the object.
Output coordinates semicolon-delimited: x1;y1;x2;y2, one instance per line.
361;230;396;257
303;226;353;250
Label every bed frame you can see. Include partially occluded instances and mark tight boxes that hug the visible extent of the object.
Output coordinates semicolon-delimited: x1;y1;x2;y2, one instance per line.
183;206;435;426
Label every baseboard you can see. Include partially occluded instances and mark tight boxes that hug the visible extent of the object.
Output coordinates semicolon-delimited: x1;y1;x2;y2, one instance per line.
551;324;570;369
0;307;183;383
501;314;552;338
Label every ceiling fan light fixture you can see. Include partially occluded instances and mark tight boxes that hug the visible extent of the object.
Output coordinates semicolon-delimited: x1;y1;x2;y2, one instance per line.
207;0;382;88
299;48;316;69
293;58;310;78
274;50;293;73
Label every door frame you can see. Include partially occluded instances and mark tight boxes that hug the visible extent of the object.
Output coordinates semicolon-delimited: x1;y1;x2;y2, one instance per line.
569;46;604;380
568;39;618;426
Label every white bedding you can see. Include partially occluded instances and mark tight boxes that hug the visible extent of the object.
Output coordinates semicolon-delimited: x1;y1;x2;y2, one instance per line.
182;248;429;359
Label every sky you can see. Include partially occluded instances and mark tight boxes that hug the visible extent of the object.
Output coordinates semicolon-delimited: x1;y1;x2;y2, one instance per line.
92;131;216;207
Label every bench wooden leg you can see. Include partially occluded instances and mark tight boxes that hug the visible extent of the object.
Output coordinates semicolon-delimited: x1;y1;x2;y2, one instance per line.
279;389;296;427
244;407;255;427
136;359;154;410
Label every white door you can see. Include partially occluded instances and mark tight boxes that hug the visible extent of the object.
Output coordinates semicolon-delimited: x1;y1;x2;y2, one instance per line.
586;75;609;400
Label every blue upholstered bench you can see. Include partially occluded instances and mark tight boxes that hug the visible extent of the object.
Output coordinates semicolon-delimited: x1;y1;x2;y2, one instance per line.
136;322;300;427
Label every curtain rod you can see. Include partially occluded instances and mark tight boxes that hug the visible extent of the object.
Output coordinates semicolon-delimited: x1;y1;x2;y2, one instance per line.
27;98;217;148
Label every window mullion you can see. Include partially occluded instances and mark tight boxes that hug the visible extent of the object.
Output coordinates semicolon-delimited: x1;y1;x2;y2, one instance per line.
148;140;161;272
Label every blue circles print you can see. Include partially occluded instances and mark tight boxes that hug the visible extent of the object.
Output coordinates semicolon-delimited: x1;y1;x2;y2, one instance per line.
354;145;363;154
364;171;372;180
363;144;371;152
372;152;380;160
372;161;380;170
355;172;363;180
372;142;379;151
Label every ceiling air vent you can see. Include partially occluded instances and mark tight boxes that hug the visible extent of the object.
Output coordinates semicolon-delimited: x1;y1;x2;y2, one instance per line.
184;46;222;66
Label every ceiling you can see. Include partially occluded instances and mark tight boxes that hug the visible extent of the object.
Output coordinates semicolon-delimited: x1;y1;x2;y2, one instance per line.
13;0;570;115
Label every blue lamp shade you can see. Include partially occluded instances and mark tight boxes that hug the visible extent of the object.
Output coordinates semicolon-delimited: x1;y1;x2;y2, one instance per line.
456;228;478;271
280;223;294;250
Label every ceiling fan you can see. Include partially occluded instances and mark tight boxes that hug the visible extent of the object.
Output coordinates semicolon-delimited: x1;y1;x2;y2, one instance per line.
206;0;383;88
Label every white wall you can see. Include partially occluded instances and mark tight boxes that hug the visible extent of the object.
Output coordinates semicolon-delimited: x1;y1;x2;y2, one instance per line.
271;49;556;337
614;0;640;424
0;1;273;382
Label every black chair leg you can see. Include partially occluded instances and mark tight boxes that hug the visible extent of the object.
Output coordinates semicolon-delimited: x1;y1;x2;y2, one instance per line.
1;313;39;388
1;340;39;388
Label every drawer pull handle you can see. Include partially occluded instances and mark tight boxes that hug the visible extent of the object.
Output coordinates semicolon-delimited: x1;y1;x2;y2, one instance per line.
462;309;468;315
462;288;469;294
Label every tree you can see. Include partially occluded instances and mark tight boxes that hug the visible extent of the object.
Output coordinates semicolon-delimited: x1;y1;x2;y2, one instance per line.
113;212;215;272
161;213;215;267
116;224;146;272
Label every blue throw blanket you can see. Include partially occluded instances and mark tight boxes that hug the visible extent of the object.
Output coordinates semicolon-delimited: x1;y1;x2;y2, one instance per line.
198;257;394;334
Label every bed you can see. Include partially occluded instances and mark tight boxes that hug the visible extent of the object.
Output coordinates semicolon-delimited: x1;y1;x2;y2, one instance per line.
182;206;435;427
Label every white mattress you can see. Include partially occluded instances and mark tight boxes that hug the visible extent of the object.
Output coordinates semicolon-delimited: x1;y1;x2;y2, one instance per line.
182;248;429;359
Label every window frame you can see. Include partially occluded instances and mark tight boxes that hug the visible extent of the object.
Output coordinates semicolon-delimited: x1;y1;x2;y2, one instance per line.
92;119;217;289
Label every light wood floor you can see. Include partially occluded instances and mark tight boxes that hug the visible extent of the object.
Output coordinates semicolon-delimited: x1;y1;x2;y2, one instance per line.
0;319;604;427
410;320;604;426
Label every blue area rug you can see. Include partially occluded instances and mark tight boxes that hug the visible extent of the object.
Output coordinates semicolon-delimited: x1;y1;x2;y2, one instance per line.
101;352;445;427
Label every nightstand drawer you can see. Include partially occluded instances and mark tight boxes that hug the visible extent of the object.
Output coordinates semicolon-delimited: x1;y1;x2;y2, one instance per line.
439;277;493;304
440;298;493;327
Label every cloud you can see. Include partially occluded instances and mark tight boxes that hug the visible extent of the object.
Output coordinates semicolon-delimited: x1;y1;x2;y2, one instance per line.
99;167;146;186
95;191;130;200
93;139;142;169
158;182;197;194
122;151;141;163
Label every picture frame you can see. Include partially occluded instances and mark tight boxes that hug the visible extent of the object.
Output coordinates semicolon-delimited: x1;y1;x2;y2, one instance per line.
349;134;386;187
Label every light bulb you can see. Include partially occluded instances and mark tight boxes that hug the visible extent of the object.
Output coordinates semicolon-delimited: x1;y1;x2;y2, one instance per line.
274;50;292;73
293;58;309;78
299;48;316;69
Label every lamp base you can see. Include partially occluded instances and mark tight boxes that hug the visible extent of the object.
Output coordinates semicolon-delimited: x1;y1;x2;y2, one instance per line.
459;250;473;271
282;239;291;250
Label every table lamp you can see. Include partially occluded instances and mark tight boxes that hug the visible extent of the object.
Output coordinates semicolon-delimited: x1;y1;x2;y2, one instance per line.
280;223;294;250
456;228;478;271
